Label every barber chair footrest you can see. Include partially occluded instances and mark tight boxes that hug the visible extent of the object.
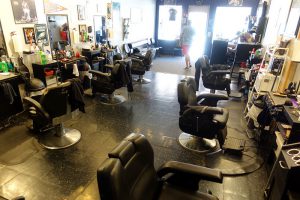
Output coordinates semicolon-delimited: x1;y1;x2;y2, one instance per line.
178;132;221;154
134;78;151;84
100;94;126;105
228;91;242;98
38;127;81;149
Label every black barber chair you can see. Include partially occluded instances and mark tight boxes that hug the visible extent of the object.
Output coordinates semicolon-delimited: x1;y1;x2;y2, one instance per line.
131;49;153;84
196;56;231;96
90;62;128;105
177;78;229;153
18;58;46;97
98;133;223;200
24;82;81;149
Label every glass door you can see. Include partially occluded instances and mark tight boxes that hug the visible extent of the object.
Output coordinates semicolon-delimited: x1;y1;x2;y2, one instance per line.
188;5;209;58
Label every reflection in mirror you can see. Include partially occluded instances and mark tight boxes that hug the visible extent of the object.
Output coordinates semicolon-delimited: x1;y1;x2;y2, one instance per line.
285;0;300;36
46;14;70;51
93;15;107;44
0;20;7;56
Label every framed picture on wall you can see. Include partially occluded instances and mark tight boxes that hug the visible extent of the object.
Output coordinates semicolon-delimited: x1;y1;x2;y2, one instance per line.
10;0;38;24
34;24;49;45
77;5;86;20
79;24;87;33
23;27;36;44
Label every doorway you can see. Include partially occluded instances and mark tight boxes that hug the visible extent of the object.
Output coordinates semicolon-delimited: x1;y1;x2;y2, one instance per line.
188;6;209;59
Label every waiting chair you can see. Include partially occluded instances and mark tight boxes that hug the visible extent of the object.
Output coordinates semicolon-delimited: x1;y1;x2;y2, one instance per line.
98;133;223;200
18;59;46;97
131;49;153;84
177;79;229;152
196;56;231;95
24;82;82;149
90;62;129;105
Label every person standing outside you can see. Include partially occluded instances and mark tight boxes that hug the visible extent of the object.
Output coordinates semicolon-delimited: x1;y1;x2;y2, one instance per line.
180;20;195;69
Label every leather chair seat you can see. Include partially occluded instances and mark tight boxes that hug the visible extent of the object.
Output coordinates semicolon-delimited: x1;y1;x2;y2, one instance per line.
159;184;218;200
213;108;229;129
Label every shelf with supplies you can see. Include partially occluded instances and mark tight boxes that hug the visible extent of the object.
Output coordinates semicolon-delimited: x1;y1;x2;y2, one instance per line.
244;46;289;117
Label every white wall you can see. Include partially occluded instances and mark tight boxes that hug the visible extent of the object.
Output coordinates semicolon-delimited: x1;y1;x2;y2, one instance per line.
0;0;156;57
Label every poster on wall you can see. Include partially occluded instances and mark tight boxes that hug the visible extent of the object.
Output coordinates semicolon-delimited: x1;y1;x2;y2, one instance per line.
10;0;38;24
43;0;67;14
77;5;86;20
34;24;49;45
23;27;36;44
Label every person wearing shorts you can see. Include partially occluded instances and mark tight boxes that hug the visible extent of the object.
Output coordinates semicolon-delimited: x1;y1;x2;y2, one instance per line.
180;20;195;69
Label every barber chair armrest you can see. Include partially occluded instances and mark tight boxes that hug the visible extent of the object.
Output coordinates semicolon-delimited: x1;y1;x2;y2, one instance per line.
157;161;223;183
24;97;49;119
188;106;224;115
211;64;230;71
89;70;110;78
197;93;229;106
131;54;145;60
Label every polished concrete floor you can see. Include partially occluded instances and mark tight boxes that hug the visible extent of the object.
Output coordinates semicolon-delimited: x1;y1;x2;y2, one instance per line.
0;71;271;200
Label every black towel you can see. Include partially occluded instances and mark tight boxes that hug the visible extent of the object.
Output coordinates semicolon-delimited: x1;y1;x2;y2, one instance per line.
68;78;85;113
0;82;17;104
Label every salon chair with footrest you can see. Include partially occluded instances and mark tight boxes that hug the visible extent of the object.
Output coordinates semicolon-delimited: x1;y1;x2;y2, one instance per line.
130;49;154;84
177;78;229;153
98;133;223;200
89;61;131;105
24;82;82;149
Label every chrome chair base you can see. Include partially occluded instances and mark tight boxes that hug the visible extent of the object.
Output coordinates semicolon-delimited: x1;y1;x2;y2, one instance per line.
134;75;151;84
178;132;220;154
38;126;81;150
100;94;126;105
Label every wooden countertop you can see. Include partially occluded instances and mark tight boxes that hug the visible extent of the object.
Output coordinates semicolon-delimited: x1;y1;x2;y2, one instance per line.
0;73;19;82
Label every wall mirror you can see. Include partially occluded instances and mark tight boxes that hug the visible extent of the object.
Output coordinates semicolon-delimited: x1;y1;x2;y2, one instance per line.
46;14;70;51
285;0;300;36
93;15;107;44
0;20;7;56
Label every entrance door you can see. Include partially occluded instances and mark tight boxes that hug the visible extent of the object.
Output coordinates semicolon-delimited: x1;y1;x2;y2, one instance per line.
188;6;209;59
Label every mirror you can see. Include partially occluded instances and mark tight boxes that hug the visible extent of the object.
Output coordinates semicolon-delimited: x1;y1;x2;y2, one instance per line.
93;15;107;44
0;20;7;56
46;14;70;51
285;0;300;36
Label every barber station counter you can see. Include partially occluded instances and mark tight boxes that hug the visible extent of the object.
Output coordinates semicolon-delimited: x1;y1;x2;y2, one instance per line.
0;73;23;120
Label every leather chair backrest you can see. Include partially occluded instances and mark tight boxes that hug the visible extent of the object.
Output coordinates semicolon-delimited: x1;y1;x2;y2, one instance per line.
210;40;228;65
199;56;211;77
40;82;71;118
97;134;159;200
143;50;153;66
234;43;261;63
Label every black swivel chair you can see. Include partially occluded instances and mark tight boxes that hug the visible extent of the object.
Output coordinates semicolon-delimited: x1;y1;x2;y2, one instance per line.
210;40;228;65
18;58;46;97
177;78;229;152
24;82;82;149
98;133;223;200
131;49;153;84
196;56;231;95
89;62;130;105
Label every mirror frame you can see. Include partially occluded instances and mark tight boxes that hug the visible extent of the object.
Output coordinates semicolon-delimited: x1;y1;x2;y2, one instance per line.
0;20;8;56
46;14;71;52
